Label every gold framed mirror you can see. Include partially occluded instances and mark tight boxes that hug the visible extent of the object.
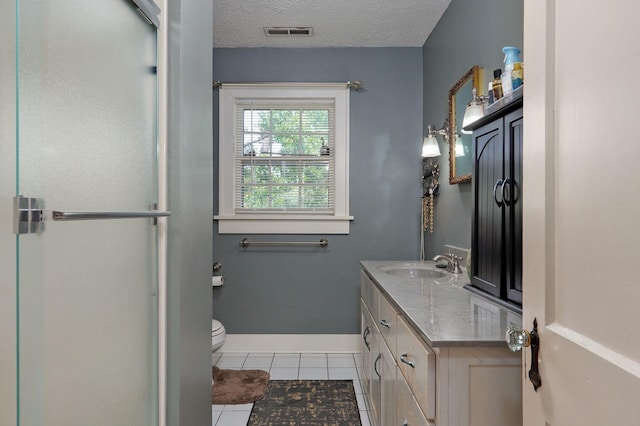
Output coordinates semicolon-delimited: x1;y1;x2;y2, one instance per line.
448;66;480;184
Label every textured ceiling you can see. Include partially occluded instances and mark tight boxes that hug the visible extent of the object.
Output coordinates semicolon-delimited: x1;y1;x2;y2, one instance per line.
213;0;452;48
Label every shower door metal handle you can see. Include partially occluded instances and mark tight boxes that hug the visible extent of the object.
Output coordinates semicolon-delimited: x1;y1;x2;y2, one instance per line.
52;210;170;221
13;195;169;234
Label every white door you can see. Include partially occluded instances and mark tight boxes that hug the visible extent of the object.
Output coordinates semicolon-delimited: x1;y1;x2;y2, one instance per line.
522;0;640;423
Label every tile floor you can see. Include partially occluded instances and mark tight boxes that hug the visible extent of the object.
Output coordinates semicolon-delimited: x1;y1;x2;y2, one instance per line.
212;352;371;426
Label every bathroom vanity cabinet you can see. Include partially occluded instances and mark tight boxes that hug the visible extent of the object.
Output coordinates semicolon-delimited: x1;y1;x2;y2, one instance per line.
361;271;433;425
359;262;522;426
467;92;523;308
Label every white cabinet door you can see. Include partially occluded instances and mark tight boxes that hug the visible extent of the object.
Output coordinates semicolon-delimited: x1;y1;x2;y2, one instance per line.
370;326;382;426
380;339;397;426
523;1;640;423
362;301;381;424
361;305;371;392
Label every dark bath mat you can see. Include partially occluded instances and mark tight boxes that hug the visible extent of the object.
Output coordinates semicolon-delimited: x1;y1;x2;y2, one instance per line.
248;379;362;426
212;366;270;405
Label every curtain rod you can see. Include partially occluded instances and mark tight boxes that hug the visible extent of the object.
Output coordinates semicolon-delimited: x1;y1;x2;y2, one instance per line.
212;80;363;91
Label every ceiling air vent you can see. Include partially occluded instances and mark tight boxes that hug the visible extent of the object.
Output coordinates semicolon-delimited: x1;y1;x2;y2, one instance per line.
264;27;313;37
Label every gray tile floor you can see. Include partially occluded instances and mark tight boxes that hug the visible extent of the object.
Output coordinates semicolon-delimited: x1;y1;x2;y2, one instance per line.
212;352;371;426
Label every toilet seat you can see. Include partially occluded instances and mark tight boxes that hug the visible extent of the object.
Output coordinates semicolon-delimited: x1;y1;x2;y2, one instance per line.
212;319;223;334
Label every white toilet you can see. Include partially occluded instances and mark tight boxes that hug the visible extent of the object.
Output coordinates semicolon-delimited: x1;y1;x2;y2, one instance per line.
212;319;226;352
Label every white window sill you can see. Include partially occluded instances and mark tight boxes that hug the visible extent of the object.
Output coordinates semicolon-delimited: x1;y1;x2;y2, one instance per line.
214;215;354;234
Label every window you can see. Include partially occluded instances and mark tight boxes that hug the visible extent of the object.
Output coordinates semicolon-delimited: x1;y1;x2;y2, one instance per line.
215;83;353;234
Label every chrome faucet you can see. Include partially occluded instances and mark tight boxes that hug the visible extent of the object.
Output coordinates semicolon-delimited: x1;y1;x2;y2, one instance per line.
432;254;463;274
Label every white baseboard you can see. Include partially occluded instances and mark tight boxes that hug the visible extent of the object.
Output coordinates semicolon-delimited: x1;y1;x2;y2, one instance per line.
218;334;361;353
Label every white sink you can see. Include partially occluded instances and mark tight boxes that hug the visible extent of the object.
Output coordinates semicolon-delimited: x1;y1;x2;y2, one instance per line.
376;262;446;279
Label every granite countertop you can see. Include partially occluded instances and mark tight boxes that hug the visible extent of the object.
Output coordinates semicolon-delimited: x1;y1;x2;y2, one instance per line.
360;260;522;348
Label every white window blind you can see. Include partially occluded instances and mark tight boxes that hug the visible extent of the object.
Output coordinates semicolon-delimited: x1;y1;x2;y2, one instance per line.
235;101;335;214
216;83;353;234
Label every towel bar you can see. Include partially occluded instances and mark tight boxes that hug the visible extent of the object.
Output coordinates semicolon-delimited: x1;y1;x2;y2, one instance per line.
240;238;328;248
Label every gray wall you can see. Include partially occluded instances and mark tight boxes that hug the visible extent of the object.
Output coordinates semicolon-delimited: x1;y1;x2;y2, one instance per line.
422;0;523;258
213;48;423;334
166;1;213;425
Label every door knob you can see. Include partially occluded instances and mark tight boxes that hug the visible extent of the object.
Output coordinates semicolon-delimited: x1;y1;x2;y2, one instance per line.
505;321;530;352
505;318;541;391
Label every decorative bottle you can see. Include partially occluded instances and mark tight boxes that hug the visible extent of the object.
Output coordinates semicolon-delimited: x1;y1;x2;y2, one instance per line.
511;62;524;90
501;46;522;96
491;69;503;100
502;46;522;71
487;82;495;104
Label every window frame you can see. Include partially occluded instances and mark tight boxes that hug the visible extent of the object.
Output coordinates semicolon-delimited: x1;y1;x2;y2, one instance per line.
215;83;353;234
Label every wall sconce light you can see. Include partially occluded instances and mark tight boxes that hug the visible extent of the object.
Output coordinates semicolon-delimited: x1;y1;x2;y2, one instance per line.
421;123;448;158
461;88;489;134
421;134;440;158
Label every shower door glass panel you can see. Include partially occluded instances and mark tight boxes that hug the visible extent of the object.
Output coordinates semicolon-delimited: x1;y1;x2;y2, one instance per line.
16;1;159;424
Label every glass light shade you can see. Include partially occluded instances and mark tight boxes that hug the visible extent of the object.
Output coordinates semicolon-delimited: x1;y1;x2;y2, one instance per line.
461;103;484;134
454;134;465;157
421;134;441;157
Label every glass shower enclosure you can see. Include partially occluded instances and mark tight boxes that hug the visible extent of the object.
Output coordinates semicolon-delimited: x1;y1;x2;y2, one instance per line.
14;1;163;424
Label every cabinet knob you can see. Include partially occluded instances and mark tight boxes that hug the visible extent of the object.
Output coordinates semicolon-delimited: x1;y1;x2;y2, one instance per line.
505;318;541;391
379;319;391;328
501;178;511;206
493;179;504;207
400;352;415;368
362;326;371;350
374;353;382;378
501;177;519;206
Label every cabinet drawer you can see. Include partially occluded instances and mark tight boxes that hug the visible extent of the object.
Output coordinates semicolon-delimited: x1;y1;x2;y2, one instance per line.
377;293;397;357
396;316;436;420
396;372;435;426
361;271;379;319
